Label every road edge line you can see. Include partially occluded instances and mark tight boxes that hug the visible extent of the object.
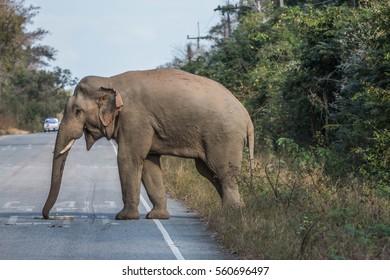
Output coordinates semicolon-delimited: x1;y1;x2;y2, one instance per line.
110;140;185;260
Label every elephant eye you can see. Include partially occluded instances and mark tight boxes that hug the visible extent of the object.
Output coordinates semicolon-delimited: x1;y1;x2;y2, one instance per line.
74;107;84;116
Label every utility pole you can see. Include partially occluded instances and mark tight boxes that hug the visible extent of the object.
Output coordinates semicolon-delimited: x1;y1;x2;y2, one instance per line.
214;1;240;38
187;22;211;61
187;22;203;51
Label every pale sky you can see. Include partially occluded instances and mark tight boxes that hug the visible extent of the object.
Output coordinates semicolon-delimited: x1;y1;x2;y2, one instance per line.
24;0;225;81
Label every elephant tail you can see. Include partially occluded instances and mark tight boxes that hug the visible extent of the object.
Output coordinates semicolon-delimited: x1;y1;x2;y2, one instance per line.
247;121;255;194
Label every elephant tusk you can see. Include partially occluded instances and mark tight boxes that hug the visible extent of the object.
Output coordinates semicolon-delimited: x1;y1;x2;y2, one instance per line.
60;139;75;155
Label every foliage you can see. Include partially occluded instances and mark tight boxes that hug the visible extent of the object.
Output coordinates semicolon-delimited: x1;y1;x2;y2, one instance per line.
168;0;390;196
0;0;75;132
163;0;390;259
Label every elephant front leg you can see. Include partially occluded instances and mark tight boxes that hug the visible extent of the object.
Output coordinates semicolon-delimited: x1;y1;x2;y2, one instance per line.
116;154;143;220
142;154;170;219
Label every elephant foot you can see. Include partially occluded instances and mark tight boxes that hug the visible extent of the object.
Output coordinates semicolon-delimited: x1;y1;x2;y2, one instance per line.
222;195;245;208
115;209;140;220
146;208;170;219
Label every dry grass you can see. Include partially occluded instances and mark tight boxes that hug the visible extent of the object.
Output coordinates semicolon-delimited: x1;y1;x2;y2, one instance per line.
161;155;390;259
0;114;29;135
0;128;29;135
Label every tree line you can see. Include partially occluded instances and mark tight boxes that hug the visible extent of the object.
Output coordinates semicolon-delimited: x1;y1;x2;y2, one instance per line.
165;0;389;196
0;0;76;133
1;0;388;193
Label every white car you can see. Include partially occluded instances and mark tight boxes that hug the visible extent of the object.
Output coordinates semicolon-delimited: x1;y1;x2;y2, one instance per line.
43;118;60;132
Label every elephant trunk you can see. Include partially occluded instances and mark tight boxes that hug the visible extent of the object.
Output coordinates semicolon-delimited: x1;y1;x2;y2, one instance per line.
42;128;74;219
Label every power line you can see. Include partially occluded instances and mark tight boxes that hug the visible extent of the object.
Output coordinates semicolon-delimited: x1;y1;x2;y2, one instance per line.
201;11;217;34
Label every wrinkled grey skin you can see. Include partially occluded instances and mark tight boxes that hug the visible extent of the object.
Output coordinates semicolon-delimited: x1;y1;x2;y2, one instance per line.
42;69;254;220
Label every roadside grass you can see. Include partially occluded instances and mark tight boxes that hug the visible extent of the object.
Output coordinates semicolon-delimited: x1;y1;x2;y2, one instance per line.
0;114;29;135
0;128;29;135
161;155;390;259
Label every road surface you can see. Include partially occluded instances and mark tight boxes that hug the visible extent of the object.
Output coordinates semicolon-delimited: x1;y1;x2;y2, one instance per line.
0;133;231;260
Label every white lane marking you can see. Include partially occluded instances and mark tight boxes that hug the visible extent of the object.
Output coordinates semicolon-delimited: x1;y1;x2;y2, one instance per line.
102;217;110;224
104;201;117;208
6;216;50;226
62;220;71;228
82;201;91;212
92;201;117;209
110;140;185;260
6;221;52;226
101;215;110;227
7;216;18;225
3;201;20;208
140;196;185;260
55;201;77;211
3;201;34;212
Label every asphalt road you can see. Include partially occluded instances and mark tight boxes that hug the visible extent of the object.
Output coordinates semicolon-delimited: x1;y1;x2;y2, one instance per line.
0;133;231;260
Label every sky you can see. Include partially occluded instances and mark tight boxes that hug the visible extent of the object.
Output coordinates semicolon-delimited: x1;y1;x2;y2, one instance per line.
24;0;226;81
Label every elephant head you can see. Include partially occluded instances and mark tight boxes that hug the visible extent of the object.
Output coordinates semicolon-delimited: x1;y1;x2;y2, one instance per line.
42;77;123;219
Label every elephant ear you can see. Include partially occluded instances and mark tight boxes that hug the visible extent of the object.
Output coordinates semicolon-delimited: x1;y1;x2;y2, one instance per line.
98;87;123;138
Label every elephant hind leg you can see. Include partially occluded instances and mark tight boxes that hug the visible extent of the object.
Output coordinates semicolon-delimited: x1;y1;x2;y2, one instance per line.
142;154;170;219
195;158;223;198
204;142;244;207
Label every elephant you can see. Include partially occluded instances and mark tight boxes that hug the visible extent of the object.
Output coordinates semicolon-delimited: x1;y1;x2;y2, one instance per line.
42;68;254;220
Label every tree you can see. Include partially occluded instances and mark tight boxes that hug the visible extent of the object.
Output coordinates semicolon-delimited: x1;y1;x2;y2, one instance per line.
0;0;75;132
167;0;389;189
